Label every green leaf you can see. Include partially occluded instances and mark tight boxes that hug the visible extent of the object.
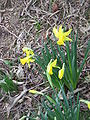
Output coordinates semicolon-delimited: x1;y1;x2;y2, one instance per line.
43;102;55;119
35;22;41;31
38;85;80;120
71;56;76;88
0;75;17;92
40;112;47;120
46;71;53;89
71;31;78;82
60;85;69;109
4;60;14;67
41;49;49;65
66;42;72;76
51;75;60;89
46;95;56;105
50;41;56;59
76;93;80;120
55;98;64;120
74;31;78;77
45;44;51;60
57;45;65;62
64;66;72;88
35;56;46;71
4;75;17;91
78;41;90;78
0;83;8;92
44;112;48;120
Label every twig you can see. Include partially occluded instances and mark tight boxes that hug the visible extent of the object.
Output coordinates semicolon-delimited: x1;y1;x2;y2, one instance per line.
7;87;28;117
74;87;86;94
0;8;14;13
12;80;24;85
24;0;33;11
0;24;22;41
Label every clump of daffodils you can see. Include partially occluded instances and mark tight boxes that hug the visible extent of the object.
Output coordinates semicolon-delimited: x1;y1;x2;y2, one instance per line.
53;25;72;46
20;47;35;68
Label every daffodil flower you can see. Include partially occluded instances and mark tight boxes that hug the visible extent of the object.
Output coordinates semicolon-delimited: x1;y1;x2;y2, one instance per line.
58;63;65;79
80;99;90;110
53;25;72;46
20;47;35;68
29;89;56;104
22;47;34;56
47;59;59;75
29;89;44;95
20;56;35;68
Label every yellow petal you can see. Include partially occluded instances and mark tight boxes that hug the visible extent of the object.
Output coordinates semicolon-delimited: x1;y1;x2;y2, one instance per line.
29;58;35;62
58;69;64;79
47;60;53;75
47;59;57;75
20;56;30;65
88;103;90;109
64;37;72;42
58;63;65;79
53;27;59;38
57;39;65;46
27;58;35;68
51;59;57;67
26;51;30;56
22;47;34;56
47;64;53;75
64;29;72;36
26;50;34;56
59;25;63;34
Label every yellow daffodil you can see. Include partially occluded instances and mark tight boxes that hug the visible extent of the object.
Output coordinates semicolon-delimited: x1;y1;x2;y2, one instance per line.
20;56;35;68
58;63;65;79
20;56;30;65
22;47;34;56
29;90;56;104
29;89;44;95
20;47;35;68
80;99;90;110
47;59;57;75
53;25;72;46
